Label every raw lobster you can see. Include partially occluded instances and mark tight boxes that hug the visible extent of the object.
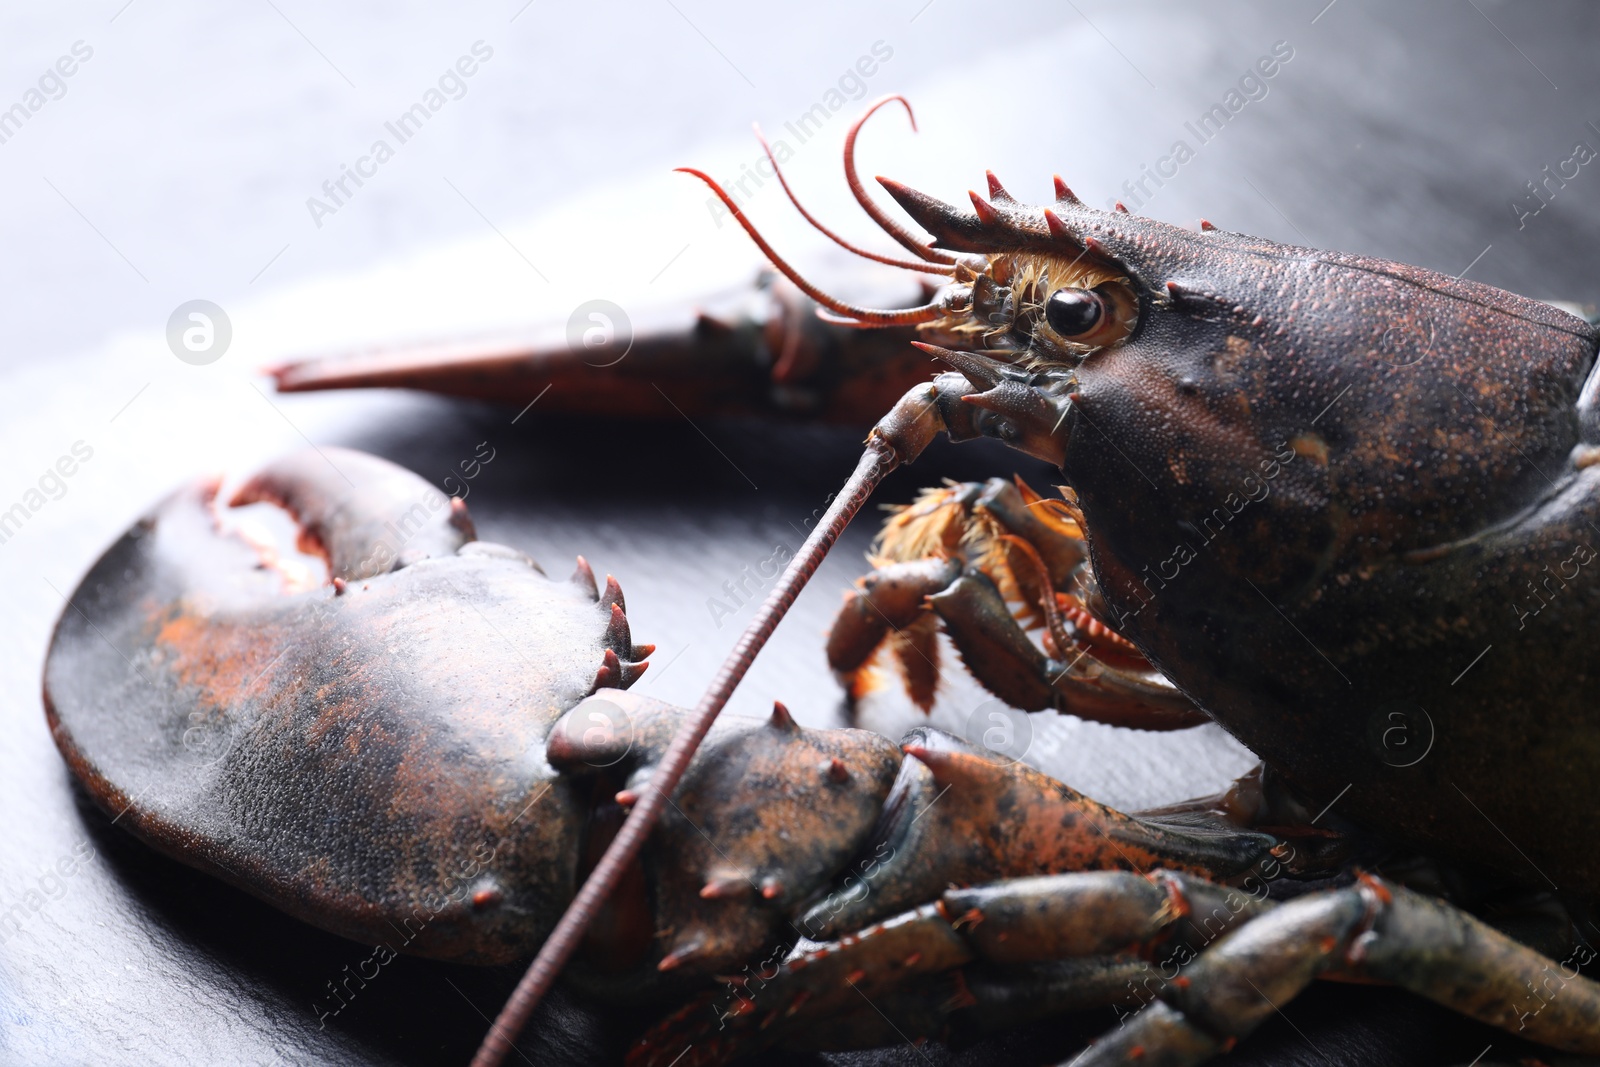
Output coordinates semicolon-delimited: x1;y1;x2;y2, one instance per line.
46;95;1600;1067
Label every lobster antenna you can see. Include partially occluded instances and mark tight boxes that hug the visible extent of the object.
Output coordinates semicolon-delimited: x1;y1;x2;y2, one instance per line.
843;95;958;266
676;167;949;326
751;122;954;276
471;440;903;1067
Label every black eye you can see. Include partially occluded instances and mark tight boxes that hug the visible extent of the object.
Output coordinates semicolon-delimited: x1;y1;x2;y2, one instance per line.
1044;287;1105;339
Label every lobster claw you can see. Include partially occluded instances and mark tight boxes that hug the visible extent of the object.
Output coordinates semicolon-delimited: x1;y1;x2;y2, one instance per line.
229;447;478;578
43;448;649;965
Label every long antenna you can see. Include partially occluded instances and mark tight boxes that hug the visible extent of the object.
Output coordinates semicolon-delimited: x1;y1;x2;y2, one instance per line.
676;168;950;327
470;439;900;1067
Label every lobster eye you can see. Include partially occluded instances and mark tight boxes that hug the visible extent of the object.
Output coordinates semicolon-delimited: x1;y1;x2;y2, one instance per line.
1044;288;1105;339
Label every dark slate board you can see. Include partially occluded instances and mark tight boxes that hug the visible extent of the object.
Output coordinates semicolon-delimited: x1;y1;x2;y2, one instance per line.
5;2;1598;1065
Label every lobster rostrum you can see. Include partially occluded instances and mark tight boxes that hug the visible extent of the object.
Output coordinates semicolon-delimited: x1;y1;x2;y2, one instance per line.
40;96;1600;1067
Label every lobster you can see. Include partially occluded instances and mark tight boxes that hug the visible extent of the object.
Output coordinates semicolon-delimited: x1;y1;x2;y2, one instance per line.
43;96;1600;1066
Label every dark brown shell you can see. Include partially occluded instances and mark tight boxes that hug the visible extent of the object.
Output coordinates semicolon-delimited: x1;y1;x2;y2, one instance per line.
43;448;633;964
889;182;1600;891
1065;226;1600;893
44;448;908;987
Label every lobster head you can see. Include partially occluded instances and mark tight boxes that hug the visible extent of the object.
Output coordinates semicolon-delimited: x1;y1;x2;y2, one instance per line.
685;99;1600;880
688;95;1595;615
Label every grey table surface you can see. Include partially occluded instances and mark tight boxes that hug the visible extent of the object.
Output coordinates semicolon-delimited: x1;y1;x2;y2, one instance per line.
3;1;1598;1064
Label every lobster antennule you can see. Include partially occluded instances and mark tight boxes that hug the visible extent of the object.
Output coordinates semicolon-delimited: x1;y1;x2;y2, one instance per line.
675;168;948;327
842;94;958;266
751;122;953;277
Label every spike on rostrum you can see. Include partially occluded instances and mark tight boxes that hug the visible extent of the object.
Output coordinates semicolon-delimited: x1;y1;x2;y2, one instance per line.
589;648;648;690
448;496;476;540
984;170;1016;204
586;582;650;688
1052;174;1082;206
968;190;1001;226
1042;207;1073;243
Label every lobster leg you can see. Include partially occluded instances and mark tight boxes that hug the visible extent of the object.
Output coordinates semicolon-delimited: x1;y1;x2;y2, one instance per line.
640;870;1600;1067
1073;879;1600;1065
826;557;961;708
832;477;1206;729
629;869;1271;1066
795;729;1286;941
928;569;1206;729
